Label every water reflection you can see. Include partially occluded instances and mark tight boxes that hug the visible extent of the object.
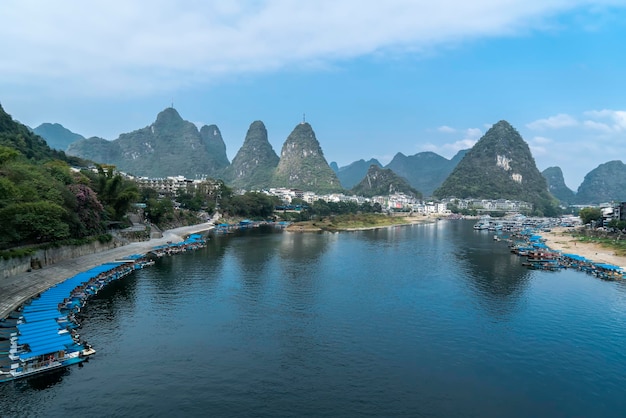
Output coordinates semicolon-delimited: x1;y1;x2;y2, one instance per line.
450;221;532;316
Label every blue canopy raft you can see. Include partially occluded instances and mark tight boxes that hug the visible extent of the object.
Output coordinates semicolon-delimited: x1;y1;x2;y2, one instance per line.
1;234;207;383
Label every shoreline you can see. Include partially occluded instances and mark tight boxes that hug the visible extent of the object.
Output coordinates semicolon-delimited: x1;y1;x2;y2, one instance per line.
284;214;437;232
0;222;215;320
538;227;626;269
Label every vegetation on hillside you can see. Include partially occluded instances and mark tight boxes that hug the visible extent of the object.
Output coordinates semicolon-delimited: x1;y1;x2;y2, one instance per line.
575;160;626;204
335;158;382;189
385;150;467;197
67;108;229;179
0;104;140;250
273;122;343;193
221;121;279;189
434;120;560;216
542;166;576;204
350;165;421;198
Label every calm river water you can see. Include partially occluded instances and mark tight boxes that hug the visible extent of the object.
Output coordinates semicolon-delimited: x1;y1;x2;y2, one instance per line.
2;220;626;417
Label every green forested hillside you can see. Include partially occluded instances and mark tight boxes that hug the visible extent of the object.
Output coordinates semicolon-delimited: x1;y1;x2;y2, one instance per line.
273;122;343;193
335;158;382;189
67;108;229;179
351;165;421;198
0;104;137;250
542;166;576;204
434;120;558;216
222;120;279;189
576;160;626;204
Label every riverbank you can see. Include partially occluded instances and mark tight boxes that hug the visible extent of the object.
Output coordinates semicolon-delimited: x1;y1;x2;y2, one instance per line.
540;227;626;269
0;222;215;320
285;213;437;232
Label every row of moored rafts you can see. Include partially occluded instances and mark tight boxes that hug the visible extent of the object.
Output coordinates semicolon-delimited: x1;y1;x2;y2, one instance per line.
0;234;206;383
504;230;624;280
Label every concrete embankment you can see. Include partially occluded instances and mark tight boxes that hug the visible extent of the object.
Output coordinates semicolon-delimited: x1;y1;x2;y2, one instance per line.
0;223;214;320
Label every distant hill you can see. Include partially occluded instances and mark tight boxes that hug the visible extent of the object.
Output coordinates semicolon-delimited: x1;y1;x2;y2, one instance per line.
33;123;85;151
0;104;82;164
67;108;229;178
434;120;558;215
385;150;468;197
273;122;342;193
335;158;382;189
542;166;576;204
222;120;279;189
576;160;626;204
351;165;421;198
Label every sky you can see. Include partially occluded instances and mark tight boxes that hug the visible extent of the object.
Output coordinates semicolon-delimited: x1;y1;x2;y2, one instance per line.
1;1;625;190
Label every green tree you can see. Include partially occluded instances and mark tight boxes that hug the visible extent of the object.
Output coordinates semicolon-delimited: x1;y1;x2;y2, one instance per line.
578;207;603;225
0;201;70;246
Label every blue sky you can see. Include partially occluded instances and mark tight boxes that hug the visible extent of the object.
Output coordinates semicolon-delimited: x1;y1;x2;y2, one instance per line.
1;1;625;190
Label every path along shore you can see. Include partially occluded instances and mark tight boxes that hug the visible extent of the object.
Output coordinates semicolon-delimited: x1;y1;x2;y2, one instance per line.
539;227;626;269
0;223;214;320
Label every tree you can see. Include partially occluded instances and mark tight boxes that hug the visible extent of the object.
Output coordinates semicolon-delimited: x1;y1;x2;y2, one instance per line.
89;165;139;221
578;207;603;225
0;201;70;246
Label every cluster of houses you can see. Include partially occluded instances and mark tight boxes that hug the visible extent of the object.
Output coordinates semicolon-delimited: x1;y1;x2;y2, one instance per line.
128;174;531;215
127;174;625;220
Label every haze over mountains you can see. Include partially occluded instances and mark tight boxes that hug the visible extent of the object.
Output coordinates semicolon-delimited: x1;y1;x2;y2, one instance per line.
31;106;626;205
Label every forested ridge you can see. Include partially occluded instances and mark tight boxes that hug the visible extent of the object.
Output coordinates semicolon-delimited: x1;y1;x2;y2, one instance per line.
0;104;138;252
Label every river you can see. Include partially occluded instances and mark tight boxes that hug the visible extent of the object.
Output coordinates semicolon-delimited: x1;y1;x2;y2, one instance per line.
2;220;626;417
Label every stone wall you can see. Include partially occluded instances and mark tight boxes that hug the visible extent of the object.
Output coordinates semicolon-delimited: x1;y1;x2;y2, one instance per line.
1;240;119;279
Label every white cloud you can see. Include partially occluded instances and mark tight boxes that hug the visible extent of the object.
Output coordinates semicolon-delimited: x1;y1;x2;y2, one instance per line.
525;109;626;188
531;136;552;144
0;0;621;96
437;125;457;133
422;127;482;157
583;109;626;132
583;120;613;133
526;113;579;130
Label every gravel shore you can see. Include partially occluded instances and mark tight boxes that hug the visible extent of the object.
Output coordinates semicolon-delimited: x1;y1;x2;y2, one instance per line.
539;227;626;268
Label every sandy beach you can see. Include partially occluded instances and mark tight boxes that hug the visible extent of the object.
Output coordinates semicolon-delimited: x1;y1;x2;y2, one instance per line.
539;227;626;269
0;223;214;320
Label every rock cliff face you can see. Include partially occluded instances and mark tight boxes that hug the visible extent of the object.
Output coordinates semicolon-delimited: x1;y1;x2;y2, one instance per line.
542;166;576;204
385;150;467;197
575;160;626;204
351;165;421;198
273;122;342;193
222;120;279;189
434;120;558;215
67;108;229;178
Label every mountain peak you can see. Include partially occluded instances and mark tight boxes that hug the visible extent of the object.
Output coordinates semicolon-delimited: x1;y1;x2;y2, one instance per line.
273;122;342;193
222;120;279;189
434;120;557;215
154;107;183;126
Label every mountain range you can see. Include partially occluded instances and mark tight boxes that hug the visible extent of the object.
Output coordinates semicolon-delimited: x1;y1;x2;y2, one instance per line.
67;108;229;179
29;106;626;205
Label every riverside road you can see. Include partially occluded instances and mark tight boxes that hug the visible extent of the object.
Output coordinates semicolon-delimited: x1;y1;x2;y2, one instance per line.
0;223;214;320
